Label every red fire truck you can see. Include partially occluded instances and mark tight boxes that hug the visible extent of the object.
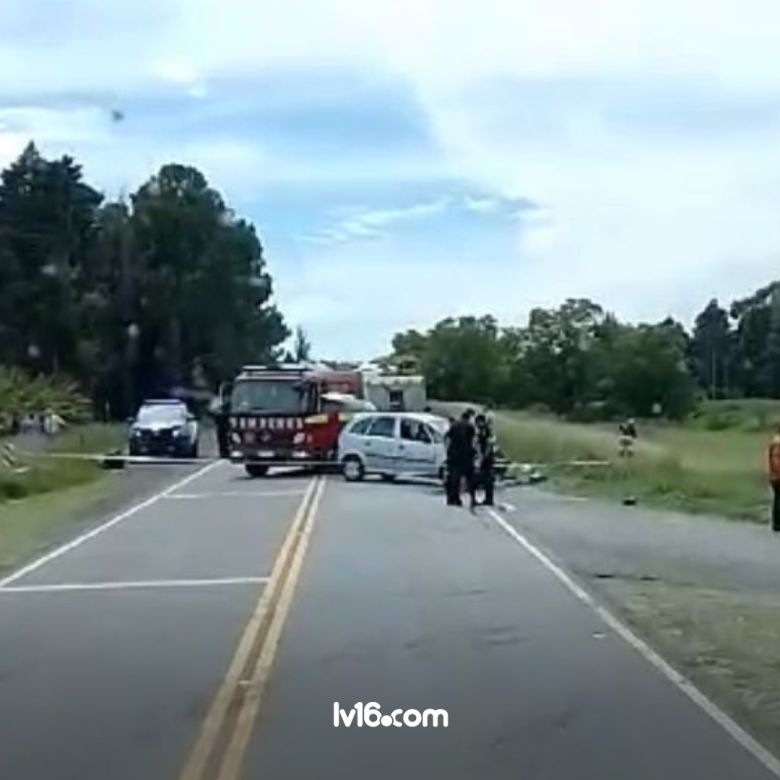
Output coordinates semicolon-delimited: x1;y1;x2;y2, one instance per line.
227;364;371;476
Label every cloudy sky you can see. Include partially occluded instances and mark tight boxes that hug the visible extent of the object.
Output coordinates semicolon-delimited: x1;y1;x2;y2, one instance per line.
2;0;780;358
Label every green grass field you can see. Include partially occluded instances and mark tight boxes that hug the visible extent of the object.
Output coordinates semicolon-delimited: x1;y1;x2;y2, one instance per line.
493;403;778;522
0;423;125;502
0;423;126;573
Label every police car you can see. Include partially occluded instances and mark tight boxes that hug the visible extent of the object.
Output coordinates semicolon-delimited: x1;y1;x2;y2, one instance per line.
128;400;199;458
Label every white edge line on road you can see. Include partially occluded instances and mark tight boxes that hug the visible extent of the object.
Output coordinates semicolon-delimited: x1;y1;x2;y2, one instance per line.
487;508;780;779
0;576;268;594
164;490;306;500
0;460;223;589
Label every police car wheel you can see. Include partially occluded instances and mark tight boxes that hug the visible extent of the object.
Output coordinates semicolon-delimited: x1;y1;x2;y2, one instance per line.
342;456;365;482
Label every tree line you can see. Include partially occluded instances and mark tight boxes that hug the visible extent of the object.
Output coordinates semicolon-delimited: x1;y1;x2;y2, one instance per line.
390;290;780;419
0;143;288;419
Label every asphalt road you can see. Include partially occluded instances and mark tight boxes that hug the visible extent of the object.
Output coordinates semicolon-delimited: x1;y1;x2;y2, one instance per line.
0;464;778;779
500;486;780;594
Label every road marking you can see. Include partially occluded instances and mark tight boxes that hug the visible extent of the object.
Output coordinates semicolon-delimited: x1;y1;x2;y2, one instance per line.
0;576;268;594
165;490;307;500
488;509;780;779
0;460;223;589
216;476;325;780
177;477;321;780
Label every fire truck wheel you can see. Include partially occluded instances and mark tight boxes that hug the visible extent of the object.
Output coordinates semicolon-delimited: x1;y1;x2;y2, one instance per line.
245;463;269;478
342;456;365;482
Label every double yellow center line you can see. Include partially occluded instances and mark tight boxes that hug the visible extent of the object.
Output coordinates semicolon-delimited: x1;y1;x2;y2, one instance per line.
178;476;326;780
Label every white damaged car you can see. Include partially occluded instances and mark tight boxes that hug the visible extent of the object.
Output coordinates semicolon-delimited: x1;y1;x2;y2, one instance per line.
338;412;448;482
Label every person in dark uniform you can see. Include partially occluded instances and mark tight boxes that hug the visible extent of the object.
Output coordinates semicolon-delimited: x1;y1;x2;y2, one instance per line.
445;409;477;509
214;382;233;459
475;413;496;506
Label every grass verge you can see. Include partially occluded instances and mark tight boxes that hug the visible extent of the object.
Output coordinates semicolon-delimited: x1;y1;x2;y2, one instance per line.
0;478;115;575
601;578;780;758
0;423;124;502
494;411;769;523
0;423;126;572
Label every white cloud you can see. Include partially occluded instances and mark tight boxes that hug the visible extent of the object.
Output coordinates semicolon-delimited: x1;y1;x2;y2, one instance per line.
151;58;200;85
3;0;780;355
462;195;502;214
417;80;780;327
187;84;208;100
304;198;451;244
275;242;516;359
151;0;780;92
304;194;533;246
0;132;27;164
0;106;111;144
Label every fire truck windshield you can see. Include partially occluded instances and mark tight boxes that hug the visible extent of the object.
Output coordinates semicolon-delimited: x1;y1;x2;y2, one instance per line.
230;379;307;414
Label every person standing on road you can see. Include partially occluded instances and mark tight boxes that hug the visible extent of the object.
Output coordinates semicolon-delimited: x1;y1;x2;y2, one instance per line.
445;409;477;510
213;382;233;459
475;413;496;507
768;423;780;531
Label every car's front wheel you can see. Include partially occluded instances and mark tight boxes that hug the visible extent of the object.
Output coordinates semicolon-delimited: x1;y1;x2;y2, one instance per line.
342;456;365;482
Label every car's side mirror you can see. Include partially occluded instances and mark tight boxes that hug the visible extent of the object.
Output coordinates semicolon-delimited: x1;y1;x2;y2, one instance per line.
187;413;196;422
126;416;134;424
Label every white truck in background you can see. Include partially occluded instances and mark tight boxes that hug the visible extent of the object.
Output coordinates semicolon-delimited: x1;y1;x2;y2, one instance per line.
362;374;427;412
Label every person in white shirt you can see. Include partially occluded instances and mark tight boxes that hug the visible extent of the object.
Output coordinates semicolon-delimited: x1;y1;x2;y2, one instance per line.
43;409;66;437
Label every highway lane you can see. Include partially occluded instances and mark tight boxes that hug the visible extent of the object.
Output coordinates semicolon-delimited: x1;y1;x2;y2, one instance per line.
244;479;779;780
0;466;779;779
0;462;314;780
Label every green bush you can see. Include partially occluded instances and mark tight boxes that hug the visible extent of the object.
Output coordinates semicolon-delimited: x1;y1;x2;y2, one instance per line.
691;399;780;434
0;367;92;429
705;414;733;431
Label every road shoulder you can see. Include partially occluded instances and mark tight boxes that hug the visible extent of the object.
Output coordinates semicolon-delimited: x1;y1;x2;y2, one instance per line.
0;464;197;578
504;486;780;762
